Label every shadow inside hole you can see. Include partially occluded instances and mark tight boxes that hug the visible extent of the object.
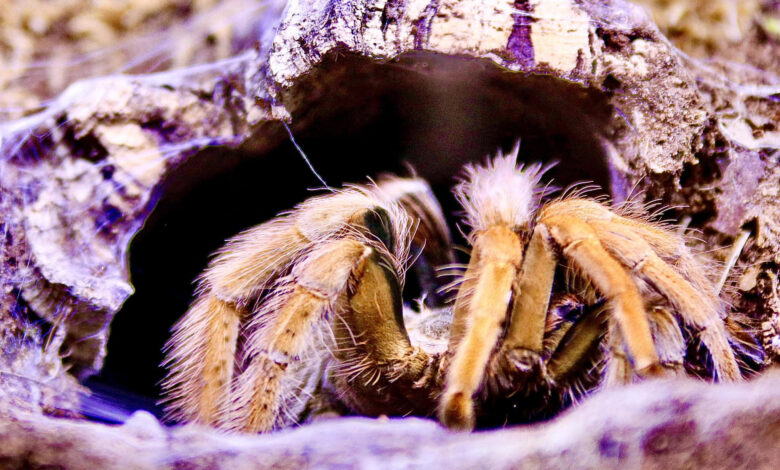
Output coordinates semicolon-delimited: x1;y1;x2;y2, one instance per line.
83;53;614;423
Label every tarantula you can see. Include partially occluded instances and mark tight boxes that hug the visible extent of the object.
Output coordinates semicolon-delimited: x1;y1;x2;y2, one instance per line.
162;145;744;433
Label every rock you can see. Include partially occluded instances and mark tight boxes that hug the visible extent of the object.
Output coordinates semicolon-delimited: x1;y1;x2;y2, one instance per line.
2;376;780;469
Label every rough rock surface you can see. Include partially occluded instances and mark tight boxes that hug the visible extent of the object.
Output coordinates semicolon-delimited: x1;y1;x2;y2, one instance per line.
2;375;780;469
0;0;779;467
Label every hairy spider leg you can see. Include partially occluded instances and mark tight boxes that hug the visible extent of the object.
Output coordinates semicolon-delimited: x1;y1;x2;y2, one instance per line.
439;226;524;431
163;187;415;429
544;303;687;387
230;238;379;433
545;304;607;381
541;216;663;377
603;306;687;384
329;246;438;418
603;317;632;384
161;216;307;426
445;248;480;353
162;175;455;431
501;224;556;357
232;226;441;432
162;295;242;425
646;306;686;375
440;147;548;431
528;197;739;380
589;219;740;380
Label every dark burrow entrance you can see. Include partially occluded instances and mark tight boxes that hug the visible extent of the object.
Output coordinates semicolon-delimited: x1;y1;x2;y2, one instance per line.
83;53;616;423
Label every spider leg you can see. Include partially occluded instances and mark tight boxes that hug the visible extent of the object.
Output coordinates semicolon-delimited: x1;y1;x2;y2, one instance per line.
162;218;305;426
540;198;739;380
204;218;308;303
647;306;686;375
439;226;524;431
546;304;607;381
231;237;436;432
230;238;373;433
588;219;740;380
541;215;663;376
163;178;451;430
439;147;549;431
330;246;439;417
603;306;687;384
445;248;480;353
161;295;242;425
502;224;557;356
518;299;684;387
603;317;632;384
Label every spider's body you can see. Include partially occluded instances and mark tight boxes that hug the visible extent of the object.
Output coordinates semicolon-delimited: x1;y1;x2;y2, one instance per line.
162;146;744;433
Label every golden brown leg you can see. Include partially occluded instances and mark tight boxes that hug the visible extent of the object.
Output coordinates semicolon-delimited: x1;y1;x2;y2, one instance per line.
331;249;437;417
163;183;445;429
162;295;241;425
589;219;740;381
205;218;308;302
641;256;739;380
648;306;686;375
502;224;557;354
439;226;524;431
231;235;436;432
603;317;633;385
162;217;305;426
603;306;687;384
206;183;439;304
546;305;607;381
230;239;373;433
445;250;480;353
545;198;725;327
542;215;663;376
540;301;683;385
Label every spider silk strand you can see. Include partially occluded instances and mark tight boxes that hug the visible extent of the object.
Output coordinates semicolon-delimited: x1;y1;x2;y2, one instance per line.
281;120;332;191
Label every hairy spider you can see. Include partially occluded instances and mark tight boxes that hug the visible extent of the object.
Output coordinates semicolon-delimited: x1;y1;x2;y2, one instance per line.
162;145;748;433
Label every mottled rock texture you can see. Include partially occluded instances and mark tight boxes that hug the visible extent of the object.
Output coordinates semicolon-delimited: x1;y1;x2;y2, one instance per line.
3;376;780;469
